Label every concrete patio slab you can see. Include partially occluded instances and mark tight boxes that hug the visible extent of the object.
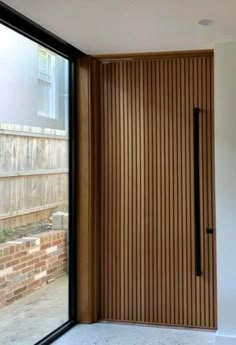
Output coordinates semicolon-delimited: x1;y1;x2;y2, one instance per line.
0;275;68;345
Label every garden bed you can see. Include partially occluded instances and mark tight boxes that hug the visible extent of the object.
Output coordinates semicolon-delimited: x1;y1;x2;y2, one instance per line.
0;219;52;243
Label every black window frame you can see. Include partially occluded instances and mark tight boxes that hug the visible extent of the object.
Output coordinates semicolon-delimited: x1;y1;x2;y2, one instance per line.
0;1;84;344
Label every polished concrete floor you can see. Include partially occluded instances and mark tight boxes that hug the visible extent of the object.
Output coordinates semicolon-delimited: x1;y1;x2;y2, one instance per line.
53;323;216;345
0;275;68;345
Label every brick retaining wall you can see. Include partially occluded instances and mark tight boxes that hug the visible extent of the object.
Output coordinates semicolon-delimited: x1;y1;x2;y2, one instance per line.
0;230;67;309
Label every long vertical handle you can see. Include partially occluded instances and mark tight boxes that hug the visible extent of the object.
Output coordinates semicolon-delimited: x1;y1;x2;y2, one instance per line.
193;107;201;276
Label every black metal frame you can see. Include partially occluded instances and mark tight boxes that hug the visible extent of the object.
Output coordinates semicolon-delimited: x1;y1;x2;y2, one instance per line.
0;1;85;59
0;1;84;343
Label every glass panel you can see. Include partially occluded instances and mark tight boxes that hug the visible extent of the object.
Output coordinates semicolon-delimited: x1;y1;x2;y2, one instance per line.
0;23;69;345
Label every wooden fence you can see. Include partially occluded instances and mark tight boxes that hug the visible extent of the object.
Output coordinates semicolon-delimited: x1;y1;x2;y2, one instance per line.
0;123;68;229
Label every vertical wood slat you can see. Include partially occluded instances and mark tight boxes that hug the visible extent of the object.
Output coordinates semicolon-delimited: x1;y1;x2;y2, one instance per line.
140;60;145;322
172;58;179;325
99;55;216;329
124;61;129;321
136;61;141;322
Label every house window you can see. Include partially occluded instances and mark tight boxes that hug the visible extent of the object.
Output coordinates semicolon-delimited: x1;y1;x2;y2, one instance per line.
37;47;56;119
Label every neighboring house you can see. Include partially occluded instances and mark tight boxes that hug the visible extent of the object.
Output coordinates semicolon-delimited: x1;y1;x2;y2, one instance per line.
0;24;68;131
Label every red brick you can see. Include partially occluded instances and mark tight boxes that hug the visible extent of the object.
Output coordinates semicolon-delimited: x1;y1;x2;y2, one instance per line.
0;292;13;303
14;243;26;253
0;255;13;265
35;261;46;269
41;254;49;261
47;267;57;275
14;251;27;259
0;247;9;256
13;262;27;272
25;258;39;266
0;231;67;310
27;280;43;290
40;266;47;272
21;254;33;262
14;286;27;295
5;259;20;268
48;257;58;263
0;293;12;305
34;265;47;274
40;243;51;250
22;266;34;274
6;294;23;305
32;251;42;258
52;240;62;246
0;277;6;284
24;240;34;248
0;281;7;289
9;246;15;254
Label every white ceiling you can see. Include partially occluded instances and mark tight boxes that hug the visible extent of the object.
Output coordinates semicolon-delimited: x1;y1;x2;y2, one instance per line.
3;0;236;55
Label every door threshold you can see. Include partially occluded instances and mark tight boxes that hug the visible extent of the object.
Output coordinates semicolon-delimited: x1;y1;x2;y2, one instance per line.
98;320;217;333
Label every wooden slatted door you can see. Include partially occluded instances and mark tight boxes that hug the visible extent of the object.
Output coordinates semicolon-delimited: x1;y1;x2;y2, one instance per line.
99;54;217;329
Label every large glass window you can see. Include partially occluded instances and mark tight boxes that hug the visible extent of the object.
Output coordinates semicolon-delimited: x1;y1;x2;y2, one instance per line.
0;23;69;345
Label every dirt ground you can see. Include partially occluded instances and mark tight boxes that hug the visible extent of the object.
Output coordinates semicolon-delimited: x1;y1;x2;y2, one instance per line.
0;218;53;243
0;205;68;243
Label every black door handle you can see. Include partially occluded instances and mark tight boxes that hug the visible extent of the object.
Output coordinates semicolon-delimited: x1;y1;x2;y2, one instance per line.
193;107;201;276
206;228;214;235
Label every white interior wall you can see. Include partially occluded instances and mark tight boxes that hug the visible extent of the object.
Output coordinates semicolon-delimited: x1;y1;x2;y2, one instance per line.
215;41;236;345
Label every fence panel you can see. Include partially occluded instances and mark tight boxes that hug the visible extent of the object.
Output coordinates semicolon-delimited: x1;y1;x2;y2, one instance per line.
0;124;68;228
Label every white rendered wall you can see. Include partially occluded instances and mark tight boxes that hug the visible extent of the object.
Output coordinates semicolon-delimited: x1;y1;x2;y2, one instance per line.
215;41;236;345
0;23;68;131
